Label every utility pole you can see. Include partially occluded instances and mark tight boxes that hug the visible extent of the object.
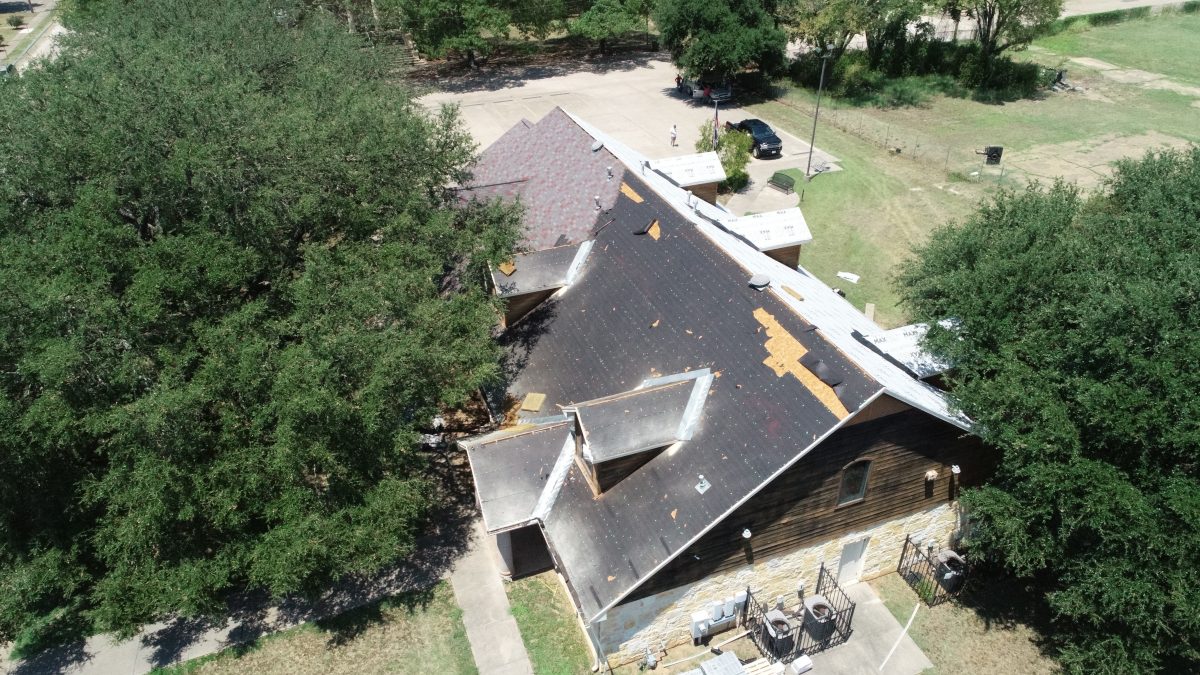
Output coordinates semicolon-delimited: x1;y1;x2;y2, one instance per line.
806;46;833;178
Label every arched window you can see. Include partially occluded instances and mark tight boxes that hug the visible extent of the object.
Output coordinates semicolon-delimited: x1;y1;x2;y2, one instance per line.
837;460;871;506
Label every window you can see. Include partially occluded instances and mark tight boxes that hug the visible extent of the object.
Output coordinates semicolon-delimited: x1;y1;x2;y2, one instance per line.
837;460;871;505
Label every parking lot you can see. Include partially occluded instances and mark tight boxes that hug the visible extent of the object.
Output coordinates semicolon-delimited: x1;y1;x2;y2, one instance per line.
421;57;839;214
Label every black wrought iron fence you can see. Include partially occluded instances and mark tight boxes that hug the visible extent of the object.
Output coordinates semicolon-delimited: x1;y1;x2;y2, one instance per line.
897;534;968;607
740;564;856;663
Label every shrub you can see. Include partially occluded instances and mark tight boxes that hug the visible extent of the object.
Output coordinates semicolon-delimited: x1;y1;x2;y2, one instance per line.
833;57;884;100
8;15;26;29
1182;1;1200;14
696;120;752;192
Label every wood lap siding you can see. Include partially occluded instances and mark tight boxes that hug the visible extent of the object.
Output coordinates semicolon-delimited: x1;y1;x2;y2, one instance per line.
595;451;662;493
504;288;556;326
624;406;993;602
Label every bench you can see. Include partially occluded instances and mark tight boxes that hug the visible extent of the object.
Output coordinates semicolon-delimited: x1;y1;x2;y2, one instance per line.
768;171;796;194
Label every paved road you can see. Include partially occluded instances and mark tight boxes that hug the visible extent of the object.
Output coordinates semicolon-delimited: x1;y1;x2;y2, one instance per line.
2;0;61;72
1063;0;1187;16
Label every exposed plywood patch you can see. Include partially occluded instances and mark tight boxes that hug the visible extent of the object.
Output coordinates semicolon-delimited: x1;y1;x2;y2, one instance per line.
620;182;644;203
521;392;547;412
647;220;661;240
752;307;850;419
498;261;517;276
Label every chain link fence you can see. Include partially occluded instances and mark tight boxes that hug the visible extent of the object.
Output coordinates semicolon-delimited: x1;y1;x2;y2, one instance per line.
772;96;1019;185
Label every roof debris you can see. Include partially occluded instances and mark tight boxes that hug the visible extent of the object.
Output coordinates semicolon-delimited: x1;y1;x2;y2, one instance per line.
753;307;850;419
521;392;547;412
498;261;517;276
620;182;644;203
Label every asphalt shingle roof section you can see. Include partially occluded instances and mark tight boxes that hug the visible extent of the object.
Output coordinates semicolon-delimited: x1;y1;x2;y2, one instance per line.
464;422;572;532
460;109;623;250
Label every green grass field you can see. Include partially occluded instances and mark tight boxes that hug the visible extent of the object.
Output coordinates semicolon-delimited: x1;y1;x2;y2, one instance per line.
745;12;1200;326
153;583;476;675
871;573;1059;675
749;101;983;327
1037;12;1200;85
506;572;593;675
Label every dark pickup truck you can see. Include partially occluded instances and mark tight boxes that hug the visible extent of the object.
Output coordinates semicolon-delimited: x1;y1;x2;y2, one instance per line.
726;119;783;158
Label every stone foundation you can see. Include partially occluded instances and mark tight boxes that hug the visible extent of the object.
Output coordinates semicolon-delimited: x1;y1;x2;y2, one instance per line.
594;502;963;667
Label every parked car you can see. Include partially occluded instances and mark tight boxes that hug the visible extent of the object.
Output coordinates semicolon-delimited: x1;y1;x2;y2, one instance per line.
727;118;783;158
675;76;732;103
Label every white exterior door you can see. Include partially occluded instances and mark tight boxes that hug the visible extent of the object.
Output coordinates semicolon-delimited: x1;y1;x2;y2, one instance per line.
837;537;870;585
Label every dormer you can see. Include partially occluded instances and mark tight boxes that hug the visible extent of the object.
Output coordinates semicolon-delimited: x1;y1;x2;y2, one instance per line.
490;241;594;327
720;208;813;268
564;370;713;495
646;152;726;205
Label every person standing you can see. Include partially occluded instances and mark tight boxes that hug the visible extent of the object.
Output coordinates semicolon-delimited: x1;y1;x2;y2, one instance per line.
670;123;677;147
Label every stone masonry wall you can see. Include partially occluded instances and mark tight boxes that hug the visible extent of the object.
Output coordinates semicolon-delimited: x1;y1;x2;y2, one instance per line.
594;502;964;667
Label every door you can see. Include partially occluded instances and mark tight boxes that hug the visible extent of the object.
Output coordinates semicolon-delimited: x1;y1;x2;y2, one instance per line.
837;537;870;585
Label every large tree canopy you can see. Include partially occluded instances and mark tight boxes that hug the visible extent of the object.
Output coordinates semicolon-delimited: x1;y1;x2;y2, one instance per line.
0;0;519;651
898;149;1200;672
967;0;1062;62
654;0;787;79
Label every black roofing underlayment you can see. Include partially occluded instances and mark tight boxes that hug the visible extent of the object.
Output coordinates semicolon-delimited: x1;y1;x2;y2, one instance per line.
494;164;881;619
576;379;695;463
468;422;571;531
491;243;582;299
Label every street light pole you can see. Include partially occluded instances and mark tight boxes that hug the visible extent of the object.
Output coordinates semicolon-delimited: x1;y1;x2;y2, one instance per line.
806;47;832;178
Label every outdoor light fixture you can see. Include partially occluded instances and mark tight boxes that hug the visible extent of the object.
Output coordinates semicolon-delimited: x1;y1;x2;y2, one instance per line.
925;469;939;481
951;465;962;475
742;528;752;540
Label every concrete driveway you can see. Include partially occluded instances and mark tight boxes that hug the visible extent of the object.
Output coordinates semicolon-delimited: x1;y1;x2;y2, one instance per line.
421;57;838;216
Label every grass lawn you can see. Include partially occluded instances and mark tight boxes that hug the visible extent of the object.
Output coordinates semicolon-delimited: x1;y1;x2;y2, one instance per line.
154;582;476;675
505;572;593;675
750;101;984;327
870;573;1059;674
743;12;1200;325
1037;12;1200;85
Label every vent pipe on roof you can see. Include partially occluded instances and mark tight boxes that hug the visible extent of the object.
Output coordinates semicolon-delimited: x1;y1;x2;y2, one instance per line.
591;140;604;152
749;274;771;291
595;195;602;211
607;166;613;180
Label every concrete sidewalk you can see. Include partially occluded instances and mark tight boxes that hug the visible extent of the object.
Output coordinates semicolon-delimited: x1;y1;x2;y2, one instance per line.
449;521;535;675
809;582;932;675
